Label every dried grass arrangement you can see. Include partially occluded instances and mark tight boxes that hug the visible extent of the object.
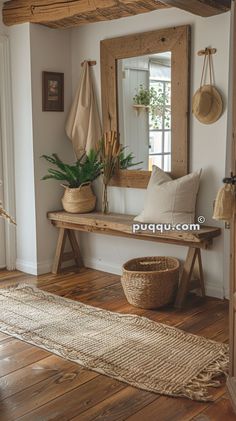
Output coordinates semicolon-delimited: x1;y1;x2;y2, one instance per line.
0;203;16;225
99;131;120;213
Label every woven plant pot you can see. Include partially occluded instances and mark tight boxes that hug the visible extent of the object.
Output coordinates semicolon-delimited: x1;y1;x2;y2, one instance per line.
121;256;180;309
61;182;96;214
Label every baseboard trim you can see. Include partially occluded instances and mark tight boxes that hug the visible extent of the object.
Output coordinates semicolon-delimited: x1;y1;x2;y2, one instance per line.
37;259;53;275
224;288;230;300
84;257;122;276
17;256;225;299
16;259;54;275
16;259;38;275
205;282;224;299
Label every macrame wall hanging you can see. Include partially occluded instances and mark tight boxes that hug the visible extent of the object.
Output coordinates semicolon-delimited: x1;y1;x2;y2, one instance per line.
192;47;223;124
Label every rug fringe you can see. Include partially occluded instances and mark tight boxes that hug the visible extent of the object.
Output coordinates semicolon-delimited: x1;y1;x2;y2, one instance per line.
175;350;229;401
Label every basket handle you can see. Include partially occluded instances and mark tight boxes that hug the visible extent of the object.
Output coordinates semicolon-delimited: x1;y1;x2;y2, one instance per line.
140;261;161;266
60;182;91;190
78;181;91;190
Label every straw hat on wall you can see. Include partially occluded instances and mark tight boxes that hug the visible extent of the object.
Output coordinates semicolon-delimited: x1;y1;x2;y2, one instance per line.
192;48;223;124
192;84;223;124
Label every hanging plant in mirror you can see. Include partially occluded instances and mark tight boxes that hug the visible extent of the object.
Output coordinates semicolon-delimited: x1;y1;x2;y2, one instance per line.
133;84;170;129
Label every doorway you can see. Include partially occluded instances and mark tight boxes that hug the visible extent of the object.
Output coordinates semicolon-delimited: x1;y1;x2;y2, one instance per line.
0;34;16;270
0;132;6;268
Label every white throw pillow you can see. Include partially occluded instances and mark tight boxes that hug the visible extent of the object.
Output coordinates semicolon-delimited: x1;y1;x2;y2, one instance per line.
134;165;172;222
147;165;172;186
134;166;201;225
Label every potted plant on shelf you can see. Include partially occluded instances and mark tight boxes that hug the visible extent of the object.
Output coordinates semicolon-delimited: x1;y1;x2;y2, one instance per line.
133;84;165;124
41;150;102;213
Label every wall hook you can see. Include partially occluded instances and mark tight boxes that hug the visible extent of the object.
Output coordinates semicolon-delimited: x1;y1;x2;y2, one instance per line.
197;47;217;56
81;60;97;67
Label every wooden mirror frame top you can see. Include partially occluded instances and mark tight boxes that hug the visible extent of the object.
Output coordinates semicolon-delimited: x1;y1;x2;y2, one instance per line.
100;25;191;189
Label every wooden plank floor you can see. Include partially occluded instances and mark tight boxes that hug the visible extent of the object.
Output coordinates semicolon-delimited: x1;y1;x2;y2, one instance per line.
0;267;234;421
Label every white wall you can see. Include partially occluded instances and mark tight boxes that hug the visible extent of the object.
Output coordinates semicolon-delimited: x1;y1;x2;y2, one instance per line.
30;25;73;274
9;24;37;274
71;8;231;298
6;22;73;275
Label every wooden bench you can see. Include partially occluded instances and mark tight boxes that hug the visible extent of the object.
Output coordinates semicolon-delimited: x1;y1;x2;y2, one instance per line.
47;211;221;309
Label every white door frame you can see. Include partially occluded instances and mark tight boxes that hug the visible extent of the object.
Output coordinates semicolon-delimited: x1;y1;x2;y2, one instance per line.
0;34;16;270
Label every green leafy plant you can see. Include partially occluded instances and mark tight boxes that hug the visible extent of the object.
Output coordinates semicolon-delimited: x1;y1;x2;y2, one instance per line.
133;84;166;127
41;149;102;188
133;84;151;107
119;147;143;169
41;145;142;191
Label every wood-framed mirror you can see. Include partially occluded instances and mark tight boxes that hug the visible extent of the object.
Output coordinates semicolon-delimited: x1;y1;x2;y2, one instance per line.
100;25;191;188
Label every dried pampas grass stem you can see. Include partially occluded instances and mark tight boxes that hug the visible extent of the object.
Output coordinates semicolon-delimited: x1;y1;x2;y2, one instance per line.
0;206;16;225
100;131;120;213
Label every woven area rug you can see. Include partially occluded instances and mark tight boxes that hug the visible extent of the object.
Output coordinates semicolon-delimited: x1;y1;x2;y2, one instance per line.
0;284;229;402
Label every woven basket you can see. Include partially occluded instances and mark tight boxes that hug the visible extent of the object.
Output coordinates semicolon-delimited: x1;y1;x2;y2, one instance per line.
121;256;180;309
61;182;96;213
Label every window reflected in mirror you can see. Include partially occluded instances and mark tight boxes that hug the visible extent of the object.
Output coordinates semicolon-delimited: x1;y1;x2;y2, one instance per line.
117;52;171;172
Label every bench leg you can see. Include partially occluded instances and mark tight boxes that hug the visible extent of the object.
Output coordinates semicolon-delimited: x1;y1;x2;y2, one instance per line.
52;228;67;274
67;230;84;269
174;247;198;309
52;228;84;274
195;248;205;297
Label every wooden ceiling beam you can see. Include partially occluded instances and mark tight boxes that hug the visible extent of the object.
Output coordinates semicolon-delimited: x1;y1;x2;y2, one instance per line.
160;0;231;17
2;0;168;26
2;0;231;28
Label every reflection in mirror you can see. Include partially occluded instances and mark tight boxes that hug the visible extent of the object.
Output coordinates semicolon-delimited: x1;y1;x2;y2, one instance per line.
117;52;171;172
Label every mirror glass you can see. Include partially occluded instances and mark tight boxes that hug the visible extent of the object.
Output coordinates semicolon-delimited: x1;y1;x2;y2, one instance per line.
117;52;172;171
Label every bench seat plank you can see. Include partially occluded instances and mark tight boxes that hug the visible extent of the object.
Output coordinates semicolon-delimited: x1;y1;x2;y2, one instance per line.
47;211;221;249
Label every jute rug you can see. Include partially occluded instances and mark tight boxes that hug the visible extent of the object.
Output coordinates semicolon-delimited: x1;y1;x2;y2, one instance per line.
0;284;229;401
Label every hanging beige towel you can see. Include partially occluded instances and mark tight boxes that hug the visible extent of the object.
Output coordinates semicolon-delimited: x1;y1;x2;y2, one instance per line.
212;184;235;222
66;61;102;158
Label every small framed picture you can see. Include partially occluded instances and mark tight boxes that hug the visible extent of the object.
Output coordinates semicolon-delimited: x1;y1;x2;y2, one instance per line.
42;71;64;112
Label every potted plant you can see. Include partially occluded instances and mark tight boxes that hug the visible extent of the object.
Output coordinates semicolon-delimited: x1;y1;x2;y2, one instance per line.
41;150;102;213
42;142;142;215
133;84;165;125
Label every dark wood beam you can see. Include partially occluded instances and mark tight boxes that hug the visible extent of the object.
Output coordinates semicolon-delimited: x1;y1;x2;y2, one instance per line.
161;0;231;17
2;0;168;27
2;0;231;28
